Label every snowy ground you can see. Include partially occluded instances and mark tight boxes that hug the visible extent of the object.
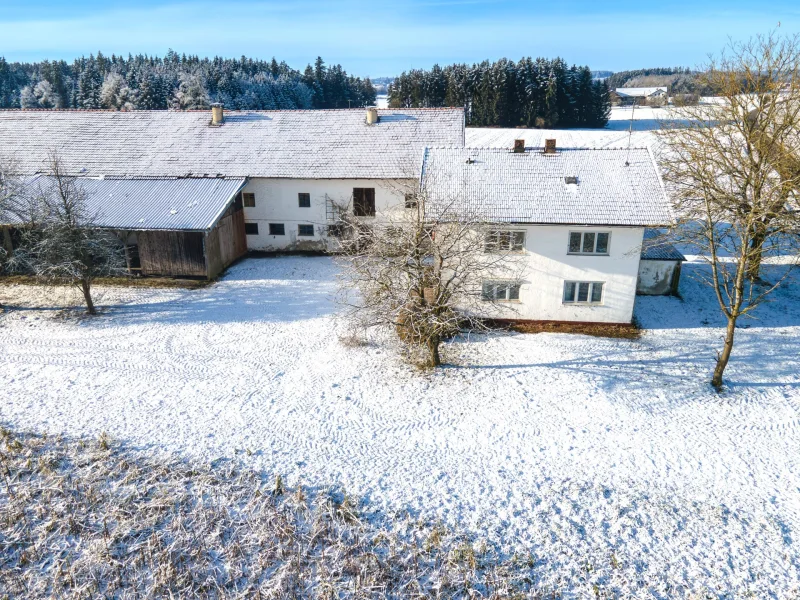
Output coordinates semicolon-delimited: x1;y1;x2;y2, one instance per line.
2;256;800;597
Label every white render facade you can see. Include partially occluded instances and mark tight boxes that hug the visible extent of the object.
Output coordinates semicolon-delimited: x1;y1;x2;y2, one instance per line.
239;177;413;251
485;225;645;323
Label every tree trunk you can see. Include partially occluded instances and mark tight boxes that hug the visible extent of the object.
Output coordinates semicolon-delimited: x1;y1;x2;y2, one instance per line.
426;335;441;367
747;226;767;281
81;278;96;315
711;316;737;389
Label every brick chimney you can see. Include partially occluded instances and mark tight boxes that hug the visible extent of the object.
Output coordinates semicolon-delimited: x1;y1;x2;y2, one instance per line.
544;138;557;154
513;139;525;153
211;103;224;126
366;107;379;125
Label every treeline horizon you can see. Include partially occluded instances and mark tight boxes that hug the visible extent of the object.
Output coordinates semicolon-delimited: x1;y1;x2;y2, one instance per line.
388;58;611;129
0;51;376;112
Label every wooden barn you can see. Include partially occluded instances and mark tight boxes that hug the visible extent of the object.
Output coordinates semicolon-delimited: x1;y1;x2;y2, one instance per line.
6;175;248;279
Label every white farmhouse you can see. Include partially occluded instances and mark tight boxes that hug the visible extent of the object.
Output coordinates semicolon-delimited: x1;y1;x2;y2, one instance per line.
614;87;668;106
420;143;676;324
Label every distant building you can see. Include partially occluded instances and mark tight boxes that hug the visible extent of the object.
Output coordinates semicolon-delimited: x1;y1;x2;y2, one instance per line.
614;87;668;105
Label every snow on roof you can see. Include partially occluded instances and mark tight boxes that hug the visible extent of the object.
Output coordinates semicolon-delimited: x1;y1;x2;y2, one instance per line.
5;175;246;231
615;87;668;98
420;146;674;227
0;108;465;180
640;228;686;261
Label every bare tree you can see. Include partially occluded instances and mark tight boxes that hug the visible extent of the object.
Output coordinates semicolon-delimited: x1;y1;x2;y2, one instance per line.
14;154;127;315
657;33;800;389
334;181;526;368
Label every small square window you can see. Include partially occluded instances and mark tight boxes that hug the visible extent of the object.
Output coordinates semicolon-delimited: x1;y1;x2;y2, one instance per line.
405;193;418;209
269;223;285;236
242;192;256;208
563;281;604;304
244;222;259;235
298;224;314;237
482;281;521;302
298;193;311;208
568;231;610;255
485;230;525;252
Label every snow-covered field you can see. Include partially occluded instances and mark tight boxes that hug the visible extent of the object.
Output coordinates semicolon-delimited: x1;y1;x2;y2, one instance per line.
2;256;800;597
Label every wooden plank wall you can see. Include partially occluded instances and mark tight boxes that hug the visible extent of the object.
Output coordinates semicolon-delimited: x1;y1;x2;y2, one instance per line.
206;207;248;279
138;231;207;277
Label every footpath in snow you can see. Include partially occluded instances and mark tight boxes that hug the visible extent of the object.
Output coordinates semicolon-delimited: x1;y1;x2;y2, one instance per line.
2;256;800;597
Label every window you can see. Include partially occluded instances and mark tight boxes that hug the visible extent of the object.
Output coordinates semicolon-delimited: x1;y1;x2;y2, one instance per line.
568;231;610;255
244;222;259;235
268;223;285;236
353;188;376;217
298;224;314;237
485;230;525;252
405;193;418;209
298;193;311;208
563;281;604;304
242;192;256;208
482;282;521;302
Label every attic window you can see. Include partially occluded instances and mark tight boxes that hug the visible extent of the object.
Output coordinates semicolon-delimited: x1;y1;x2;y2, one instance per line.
565;176;578;185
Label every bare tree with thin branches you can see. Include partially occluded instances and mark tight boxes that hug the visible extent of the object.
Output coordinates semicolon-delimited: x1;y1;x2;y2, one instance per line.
657;32;800;389
334;179;526;368
13;153;127;315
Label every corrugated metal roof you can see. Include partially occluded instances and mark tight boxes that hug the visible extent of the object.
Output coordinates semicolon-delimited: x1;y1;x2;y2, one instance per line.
420;147;674;227
6;176;246;231
0;108;465;179
640;228;686;261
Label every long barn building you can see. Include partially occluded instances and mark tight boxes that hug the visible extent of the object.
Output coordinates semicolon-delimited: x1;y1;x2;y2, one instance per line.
0;106;465;277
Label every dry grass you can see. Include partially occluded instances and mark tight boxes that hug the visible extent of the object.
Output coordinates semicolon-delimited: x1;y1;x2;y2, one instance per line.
0;427;559;599
486;319;641;340
0;274;211;289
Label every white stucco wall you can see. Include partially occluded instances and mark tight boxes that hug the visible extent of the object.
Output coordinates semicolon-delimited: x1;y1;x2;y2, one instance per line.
239;178;412;251
483;225;645;324
637;259;680;296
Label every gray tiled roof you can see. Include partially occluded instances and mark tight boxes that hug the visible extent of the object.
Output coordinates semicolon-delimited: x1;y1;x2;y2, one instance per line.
640;228;686;261
420;146;674;227
0;108;465;180
5;175;246;231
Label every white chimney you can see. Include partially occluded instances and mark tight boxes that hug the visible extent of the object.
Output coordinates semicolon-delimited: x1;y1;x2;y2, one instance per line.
366;107;379;125
211;103;224;126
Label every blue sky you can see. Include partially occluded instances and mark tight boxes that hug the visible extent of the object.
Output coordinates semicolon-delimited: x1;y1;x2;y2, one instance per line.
2;0;799;76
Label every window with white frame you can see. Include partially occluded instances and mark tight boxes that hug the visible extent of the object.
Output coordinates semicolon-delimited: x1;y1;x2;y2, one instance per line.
563;281;604;304
482;281;521;302
242;192;256;208
485;230;525;252
568;231;610;255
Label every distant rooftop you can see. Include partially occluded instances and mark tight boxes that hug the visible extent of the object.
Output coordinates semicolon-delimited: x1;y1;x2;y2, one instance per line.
420;146;674;227
615;87;668;98
0;108;465;180
4;175;246;231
